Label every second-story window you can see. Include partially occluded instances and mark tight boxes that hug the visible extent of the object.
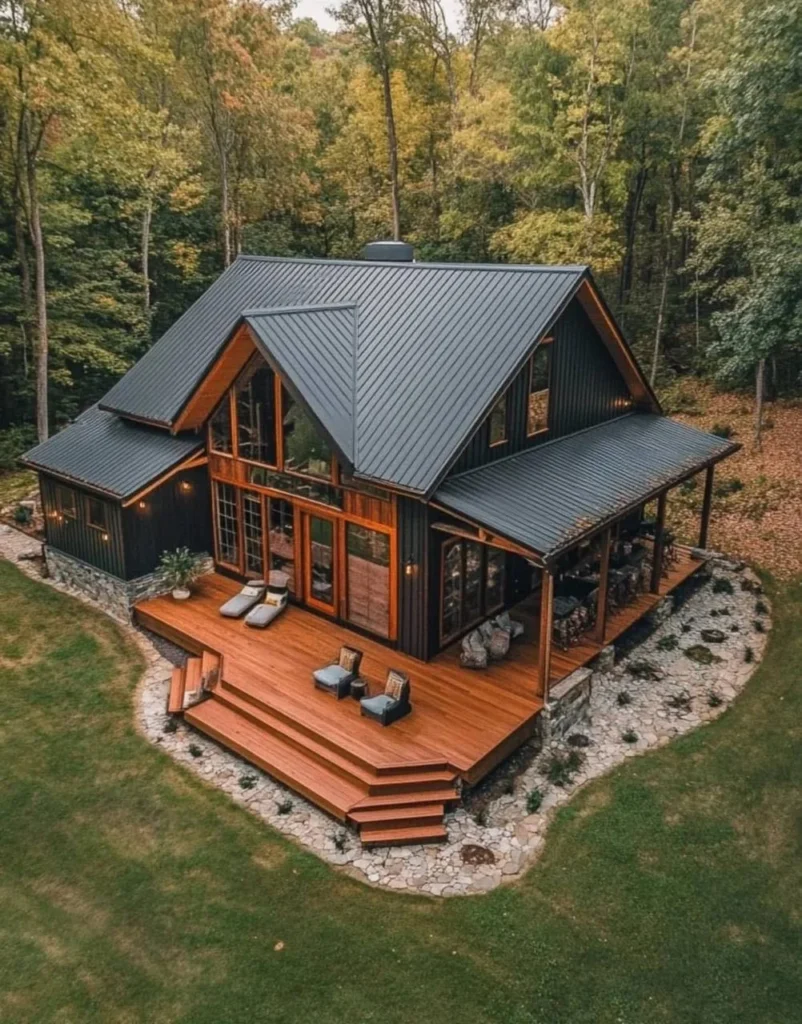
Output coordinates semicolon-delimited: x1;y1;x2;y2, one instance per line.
527;340;551;436
282;385;332;479
235;359;277;465
209;398;233;454
489;393;508;447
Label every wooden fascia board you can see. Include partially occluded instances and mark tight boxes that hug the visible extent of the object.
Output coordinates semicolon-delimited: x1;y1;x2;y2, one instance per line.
171;322;256;434
120;454;208;507
428;500;545;565
575;277;661;413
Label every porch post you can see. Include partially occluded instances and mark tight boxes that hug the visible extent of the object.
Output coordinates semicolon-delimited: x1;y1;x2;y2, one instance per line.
537;569;554;703
699;464;714;549
650;491;667;594
593;526;612;644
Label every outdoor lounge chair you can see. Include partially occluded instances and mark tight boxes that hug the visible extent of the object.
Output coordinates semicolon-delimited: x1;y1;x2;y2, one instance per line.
219;579;267;618
244;571;290;629
360;669;411;726
313;645;363;699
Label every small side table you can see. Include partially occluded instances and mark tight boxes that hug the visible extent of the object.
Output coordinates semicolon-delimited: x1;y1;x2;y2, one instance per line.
350;678;369;701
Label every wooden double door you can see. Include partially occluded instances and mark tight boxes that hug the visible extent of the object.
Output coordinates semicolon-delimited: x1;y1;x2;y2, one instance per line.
216;482;393;639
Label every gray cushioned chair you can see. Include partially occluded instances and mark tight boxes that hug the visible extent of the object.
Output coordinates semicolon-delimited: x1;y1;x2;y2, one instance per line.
219;580;266;619
313;646;363;699
360;669;411;726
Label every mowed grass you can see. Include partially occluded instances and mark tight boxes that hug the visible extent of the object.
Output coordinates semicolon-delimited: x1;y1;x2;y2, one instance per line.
0;560;801;1024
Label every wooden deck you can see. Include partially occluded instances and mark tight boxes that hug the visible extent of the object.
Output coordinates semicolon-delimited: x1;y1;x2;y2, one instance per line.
135;546;704;843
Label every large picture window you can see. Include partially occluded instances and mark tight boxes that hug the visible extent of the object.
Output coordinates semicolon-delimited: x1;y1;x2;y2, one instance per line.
527;342;551;436
268;498;296;594
214;482;239;566
210;398;233;454
346;524;391;638
282;386;332;480
236;360;277;465
440;539;507;643
242;491;264;577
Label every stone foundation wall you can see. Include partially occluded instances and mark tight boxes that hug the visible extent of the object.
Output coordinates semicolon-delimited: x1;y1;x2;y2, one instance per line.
544;666;593;739
44;546;213;624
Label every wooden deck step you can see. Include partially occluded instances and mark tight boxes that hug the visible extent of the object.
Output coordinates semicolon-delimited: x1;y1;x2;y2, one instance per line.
349;787;458;811
167;665;186;714
185;697;364;820
200;649;221;691
184;657;203;704
349;803;445;829
361;823;448;847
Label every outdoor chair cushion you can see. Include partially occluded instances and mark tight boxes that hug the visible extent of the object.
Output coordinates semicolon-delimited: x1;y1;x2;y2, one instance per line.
360;670;411;726
359;693;395;716
313;664;352;688
219;581;266;618
244;591;288;629
313;645;363;699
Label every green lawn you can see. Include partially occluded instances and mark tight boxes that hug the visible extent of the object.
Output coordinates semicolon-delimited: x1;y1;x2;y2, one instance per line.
1;561;801;1024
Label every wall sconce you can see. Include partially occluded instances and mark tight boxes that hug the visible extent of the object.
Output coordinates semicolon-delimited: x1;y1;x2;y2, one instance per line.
179;480;192;494
102;532;109;542
138;500;147;511
404;557;418;579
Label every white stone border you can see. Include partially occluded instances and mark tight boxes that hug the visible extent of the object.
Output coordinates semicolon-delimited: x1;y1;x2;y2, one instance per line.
1;525;770;897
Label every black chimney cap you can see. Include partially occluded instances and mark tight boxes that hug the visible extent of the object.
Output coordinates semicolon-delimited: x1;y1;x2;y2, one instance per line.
361;240;414;262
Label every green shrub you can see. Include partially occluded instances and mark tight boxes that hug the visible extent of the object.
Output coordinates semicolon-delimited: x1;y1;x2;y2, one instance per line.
744;646;754;663
333;830;347;852
710;423;734;439
753;619;766;634
621;729;638;744
239;774;258;790
656;634;678;652
526;788;543;813
627;659;661;681
0;425;37;472
276;798;293;815
755;599;769;616
616;690;632;706
707;692;724;708
714;478;744;498
712;577;734;595
667;691;692;711
12;505;32;525
188;743;203;758
545;750;585;788
162;718;178;734
684;644;722;665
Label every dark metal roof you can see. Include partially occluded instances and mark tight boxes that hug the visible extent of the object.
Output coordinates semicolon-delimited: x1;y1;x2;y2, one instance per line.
21;405;203;500
434;414;739;560
100;255;587;493
244;305;356;465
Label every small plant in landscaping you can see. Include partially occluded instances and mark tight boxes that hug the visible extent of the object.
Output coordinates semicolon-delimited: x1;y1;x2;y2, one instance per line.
12;504;32;525
473;807;488;827
730;624;740;632
744;646;754;663
276;798;293;815
679;478;698;495
755;599;769;616
627;659;661;681
712;577;734;595
656;634;678;652
684;644;722;665
333;830;348;852
666;690;692;711
740;576;762;595
707;691;724;708
680;620;693;633
546;750;586;788
567;732;590;748
526;788;543;813
710;422;734;439
617;690;632;706
188;743;203;758
621;729;638;744
239;774;258;790
714;477;743;497
753;619;766;633
163;718;178;734
502;778;516;796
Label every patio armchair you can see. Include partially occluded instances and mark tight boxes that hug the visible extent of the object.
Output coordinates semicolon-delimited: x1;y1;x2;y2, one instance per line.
312;645;363;699
360;669;411;726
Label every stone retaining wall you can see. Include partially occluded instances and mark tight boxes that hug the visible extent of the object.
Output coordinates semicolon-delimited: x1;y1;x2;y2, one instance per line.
44;546;213;623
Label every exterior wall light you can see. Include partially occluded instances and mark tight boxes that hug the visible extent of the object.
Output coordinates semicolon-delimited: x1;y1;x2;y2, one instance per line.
102;532;109;542
404;558;418;579
179;481;192;494
138;500;147;510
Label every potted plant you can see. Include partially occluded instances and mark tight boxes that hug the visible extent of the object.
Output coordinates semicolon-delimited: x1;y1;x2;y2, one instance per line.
158;547;203;600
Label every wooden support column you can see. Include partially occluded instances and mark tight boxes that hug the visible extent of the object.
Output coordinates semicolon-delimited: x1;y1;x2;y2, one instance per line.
593;527;612;644
537;569;554;702
699;464;714;549
650;491;667;594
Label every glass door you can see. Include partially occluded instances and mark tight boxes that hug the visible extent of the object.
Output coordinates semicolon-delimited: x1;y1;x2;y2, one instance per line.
304;512;337;614
345;523;391;638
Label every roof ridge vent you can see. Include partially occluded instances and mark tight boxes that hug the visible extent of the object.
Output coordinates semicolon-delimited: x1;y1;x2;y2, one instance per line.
361;240;414;263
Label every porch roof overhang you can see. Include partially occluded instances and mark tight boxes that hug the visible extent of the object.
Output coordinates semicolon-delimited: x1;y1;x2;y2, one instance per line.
433;413;740;566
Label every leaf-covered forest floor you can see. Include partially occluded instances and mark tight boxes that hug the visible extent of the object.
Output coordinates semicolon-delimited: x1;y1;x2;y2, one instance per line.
665;381;802;579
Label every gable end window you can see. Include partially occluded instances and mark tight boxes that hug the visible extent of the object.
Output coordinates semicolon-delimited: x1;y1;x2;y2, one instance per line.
209;397;233;455
489;394;508;447
527;340;552;437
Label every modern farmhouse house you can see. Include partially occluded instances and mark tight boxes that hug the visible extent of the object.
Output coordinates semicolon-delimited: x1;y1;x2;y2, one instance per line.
23;246;739;844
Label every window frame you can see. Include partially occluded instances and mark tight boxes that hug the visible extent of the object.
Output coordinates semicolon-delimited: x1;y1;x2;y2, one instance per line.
55;484;77;520
439;538;507;644
488;393;508;448
233;357;279;469
84;495;108;533
526;338;553;438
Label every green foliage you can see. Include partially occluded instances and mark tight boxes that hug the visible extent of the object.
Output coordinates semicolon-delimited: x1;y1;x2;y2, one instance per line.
545;749;585;788
158;547;204;591
712;577;735;595
710;423;734;439
684;644;722;666
12;505;32;525
656;634;678;652
627;659;661;681
526;788;543;813
616;690;632;706
0;426;37;472
621;729;638;744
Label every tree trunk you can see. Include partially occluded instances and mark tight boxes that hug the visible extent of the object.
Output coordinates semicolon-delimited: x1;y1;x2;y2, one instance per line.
379;59;401;240
754;358;765;449
28;156;48;442
142;197;152;317
14;208;32;376
220;146;231;267
618;161;647;306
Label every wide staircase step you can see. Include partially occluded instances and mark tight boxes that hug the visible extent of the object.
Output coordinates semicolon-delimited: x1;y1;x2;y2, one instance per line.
184;678;460;845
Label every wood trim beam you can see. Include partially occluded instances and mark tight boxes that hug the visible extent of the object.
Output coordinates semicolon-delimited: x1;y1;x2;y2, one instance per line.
650;491;667;594
172;323;256;433
593;527;611;644
699;465;714;549
537;570;554;701
575;279;658;411
121;455;208;507
430;520;540;560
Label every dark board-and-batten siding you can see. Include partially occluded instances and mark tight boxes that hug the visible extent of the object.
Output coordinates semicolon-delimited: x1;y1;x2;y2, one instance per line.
449;298;632;476
396;495;431;661
40;474;126;577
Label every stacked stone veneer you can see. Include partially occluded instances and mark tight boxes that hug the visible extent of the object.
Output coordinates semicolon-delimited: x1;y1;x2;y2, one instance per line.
44;546;213;623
